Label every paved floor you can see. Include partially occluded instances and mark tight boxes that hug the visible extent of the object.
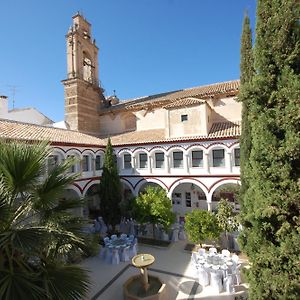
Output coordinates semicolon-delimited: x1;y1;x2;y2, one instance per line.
81;240;248;300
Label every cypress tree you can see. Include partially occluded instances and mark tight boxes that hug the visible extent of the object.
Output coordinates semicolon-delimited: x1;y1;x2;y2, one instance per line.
239;13;254;199
99;138;122;231
239;1;300;299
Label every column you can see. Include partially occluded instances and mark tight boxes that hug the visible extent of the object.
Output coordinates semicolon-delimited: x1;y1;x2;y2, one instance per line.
204;152;210;173
226;151;232;173
184;153;189;174
165;154;170;174
148;154;152;174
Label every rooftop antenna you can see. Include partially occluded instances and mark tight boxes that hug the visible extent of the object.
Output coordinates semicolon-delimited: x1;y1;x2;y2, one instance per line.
6;85;20;109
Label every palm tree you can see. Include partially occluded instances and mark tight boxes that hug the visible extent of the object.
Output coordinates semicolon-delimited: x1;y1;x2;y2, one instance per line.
0;141;90;300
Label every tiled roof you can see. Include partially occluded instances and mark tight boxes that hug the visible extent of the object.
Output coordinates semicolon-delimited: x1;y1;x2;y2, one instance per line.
103;121;240;146
0;119;104;146
100;80;240;114
126;80;239;109
163;98;206;109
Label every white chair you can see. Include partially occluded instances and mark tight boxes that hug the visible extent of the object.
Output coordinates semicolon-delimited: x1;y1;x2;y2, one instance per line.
105;245;113;263
232;264;242;285
171;229;179;242
231;254;239;264
198;266;209;286
223;274;235;293
161;231;169;241
111;234;117;240
178;229;187;240
111;248;120;265
120;233;127;239
221;249;231;258
198;248;206;256
129;243;137;258
209;247;217;254
210;270;223;293
120;245;130;262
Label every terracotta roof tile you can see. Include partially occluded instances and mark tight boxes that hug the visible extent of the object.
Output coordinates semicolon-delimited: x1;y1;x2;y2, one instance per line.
163;98;206;109
104;121;240;146
123;80;240;110
0;119;104;146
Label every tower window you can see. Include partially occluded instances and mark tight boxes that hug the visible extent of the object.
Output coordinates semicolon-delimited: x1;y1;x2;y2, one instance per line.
212;149;225;167
173;151;183;168
83;56;93;83
192;150;203;167
155;152;164;168
139;153;148;169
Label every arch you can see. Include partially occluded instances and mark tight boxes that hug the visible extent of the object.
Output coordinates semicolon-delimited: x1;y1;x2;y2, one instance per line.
120;178;134;194
66;148;82;158
209;178;241;195
65;185;82;197
132;147;149;154
84;183;101;219
168;179;209;217
118;148;133;155
82;149;96;159
82;179;101;197
169;178;209;199
50;147;66;160
209;179;240;212
134;178;168;195
166;144;186;152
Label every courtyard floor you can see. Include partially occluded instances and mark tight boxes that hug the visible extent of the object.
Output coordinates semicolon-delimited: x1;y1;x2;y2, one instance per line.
81;240;248;300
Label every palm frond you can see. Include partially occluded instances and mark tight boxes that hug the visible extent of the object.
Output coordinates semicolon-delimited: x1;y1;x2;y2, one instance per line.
0;141;50;199
0;269;46;300
33;158;79;212
40;262;90;300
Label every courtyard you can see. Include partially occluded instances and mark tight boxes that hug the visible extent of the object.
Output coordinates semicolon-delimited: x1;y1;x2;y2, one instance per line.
81;240;248;300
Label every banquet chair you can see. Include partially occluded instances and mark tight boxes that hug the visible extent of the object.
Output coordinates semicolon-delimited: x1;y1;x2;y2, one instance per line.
120;233;127;239
198;265;209;286
231;254;239;264
223;274;235;293
198;248;206;256
221;249;231;258
111;234;117;240
210;270;223;293
111;248;120;265
129;242;137;258
171;228;179;242
105;245;113;263
209;247;217;254
120;245;130;262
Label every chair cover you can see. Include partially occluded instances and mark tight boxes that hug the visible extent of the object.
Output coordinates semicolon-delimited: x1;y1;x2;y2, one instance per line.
111;248;120;265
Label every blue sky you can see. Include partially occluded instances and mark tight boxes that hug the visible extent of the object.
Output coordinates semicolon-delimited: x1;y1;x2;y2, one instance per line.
0;0;256;122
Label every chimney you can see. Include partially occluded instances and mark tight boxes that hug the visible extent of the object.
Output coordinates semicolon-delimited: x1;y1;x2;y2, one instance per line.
0;95;8;118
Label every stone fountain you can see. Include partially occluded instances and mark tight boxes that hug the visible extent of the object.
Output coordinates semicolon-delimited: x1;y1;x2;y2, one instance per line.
123;253;167;300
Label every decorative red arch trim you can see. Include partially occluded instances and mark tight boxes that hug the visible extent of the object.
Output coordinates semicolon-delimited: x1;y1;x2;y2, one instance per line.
168;177;209;193
208;177;240;192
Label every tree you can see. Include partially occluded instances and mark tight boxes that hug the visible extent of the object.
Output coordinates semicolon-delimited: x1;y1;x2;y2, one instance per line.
99;138;122;231
184;210;221;246
239;1;300;299
216;199;238;249
0;141;90;300
133;186;176;238
239;13;255;201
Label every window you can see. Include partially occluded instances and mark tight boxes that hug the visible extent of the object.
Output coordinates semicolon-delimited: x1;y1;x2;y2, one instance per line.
67;155;76;173
124;154;132;169
185;192;191;207
139;153;148;169
172;192;182;205
173;151;183;168
47;155;59;172
192;150;203;167
181;114;188;122
155;152;164;168
212;149;225;167
234;148;240;166
82;155;90;172
95;155;101;170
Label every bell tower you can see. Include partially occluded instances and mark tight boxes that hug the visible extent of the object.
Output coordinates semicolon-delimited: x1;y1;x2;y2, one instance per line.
62;13;105;134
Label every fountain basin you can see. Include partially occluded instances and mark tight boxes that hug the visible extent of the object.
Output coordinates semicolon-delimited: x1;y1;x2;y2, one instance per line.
123;274;167;300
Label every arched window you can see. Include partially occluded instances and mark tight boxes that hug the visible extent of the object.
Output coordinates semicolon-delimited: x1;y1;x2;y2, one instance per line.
83;54;93;83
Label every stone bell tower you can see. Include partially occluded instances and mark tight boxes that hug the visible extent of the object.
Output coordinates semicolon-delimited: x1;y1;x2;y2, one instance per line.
62;13;105;134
